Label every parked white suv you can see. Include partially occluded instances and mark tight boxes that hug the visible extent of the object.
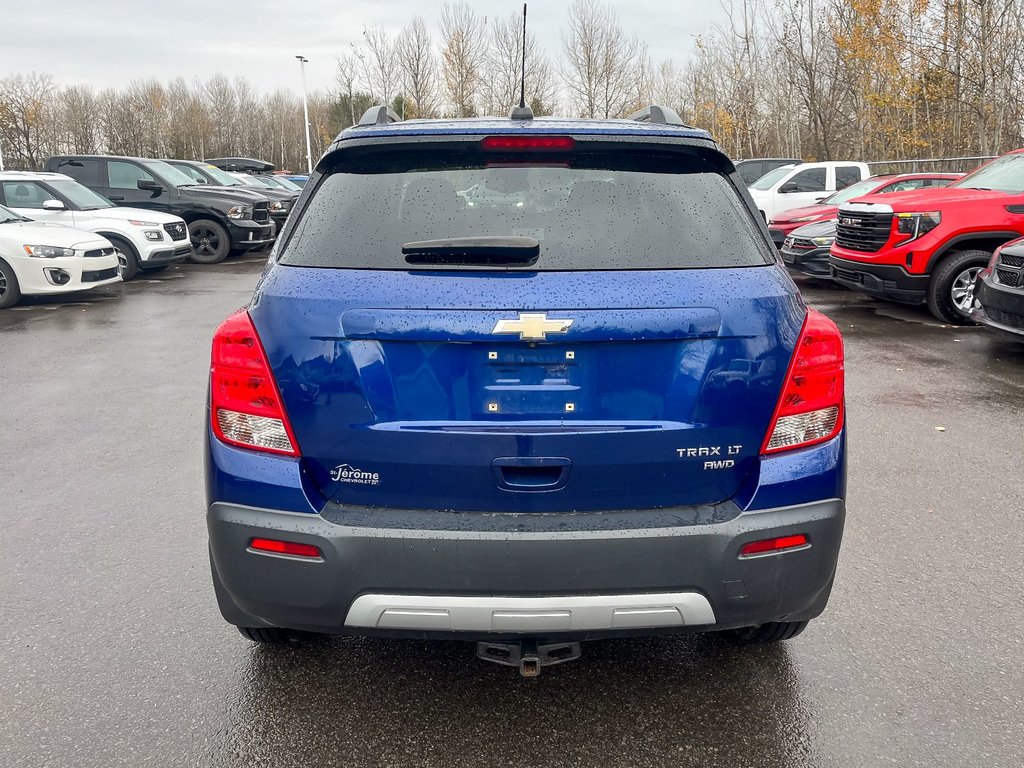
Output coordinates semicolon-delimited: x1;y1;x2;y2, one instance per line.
0;203;120;309
749;161;870;222
0;171;191;281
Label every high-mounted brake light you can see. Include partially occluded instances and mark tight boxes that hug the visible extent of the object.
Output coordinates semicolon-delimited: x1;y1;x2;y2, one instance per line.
761;308;844;454
481;135;575;151
210;310;299;456
740;534;809;557
249;538;322;559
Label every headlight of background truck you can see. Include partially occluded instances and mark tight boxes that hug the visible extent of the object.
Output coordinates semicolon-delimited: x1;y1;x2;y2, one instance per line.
227;205;253;220
895;212;941;241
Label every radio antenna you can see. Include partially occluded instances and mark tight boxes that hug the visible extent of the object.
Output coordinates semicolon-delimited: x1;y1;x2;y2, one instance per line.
509;4;534;120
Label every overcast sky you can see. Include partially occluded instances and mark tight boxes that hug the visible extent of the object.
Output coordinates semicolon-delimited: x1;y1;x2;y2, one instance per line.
2;0;726;96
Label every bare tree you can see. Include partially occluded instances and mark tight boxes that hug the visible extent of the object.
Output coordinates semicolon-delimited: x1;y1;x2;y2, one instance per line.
3;2;1024;170
56;84;99;154
360;25;399;106
561;0;644;118
335;51;363;127
396;17;439;118
0;73;56;169
439;2;486;117
482;10;558;116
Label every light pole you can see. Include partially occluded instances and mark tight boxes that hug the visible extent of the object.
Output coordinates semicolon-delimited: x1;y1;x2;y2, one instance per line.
295;55;313;175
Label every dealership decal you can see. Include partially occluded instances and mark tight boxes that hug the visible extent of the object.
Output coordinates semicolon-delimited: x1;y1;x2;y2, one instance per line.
330;463;381;485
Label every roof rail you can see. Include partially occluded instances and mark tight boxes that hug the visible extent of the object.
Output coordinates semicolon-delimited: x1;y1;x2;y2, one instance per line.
627;105;689;127
358;105;402;127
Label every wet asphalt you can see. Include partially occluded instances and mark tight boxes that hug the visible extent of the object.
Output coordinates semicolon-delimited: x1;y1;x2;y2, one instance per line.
1;257;1022;768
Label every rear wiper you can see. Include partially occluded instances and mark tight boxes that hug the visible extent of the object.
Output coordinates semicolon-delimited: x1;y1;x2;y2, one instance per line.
402;236;540;266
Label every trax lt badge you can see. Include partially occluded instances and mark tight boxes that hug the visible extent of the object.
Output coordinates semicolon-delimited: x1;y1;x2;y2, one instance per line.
491;313;573;341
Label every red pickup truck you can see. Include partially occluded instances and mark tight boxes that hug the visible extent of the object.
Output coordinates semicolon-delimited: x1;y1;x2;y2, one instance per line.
829;150;1024;323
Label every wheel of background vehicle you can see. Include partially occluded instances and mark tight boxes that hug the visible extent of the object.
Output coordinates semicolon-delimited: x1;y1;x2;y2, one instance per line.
0;258;22;309
106;235;139;281
188;219;230;264
237;626;311;645
926;249;990;324
724;620;808;644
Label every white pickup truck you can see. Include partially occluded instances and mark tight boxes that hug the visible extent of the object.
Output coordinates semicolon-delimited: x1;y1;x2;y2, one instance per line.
748;161;871;222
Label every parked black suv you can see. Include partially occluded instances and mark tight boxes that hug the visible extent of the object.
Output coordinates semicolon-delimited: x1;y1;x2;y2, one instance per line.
973;238;1024;341
44;155;275;263
781;219;836;279
162;159;297;231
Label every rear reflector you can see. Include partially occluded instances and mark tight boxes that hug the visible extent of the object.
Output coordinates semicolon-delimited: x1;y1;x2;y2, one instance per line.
761;308;844;454
210;310;299;456
481;135;575;151
740;534;809;557
249;538;322;559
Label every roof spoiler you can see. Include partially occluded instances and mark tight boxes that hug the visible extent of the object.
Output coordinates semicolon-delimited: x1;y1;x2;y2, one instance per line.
627;105;692;128
358;105;403;126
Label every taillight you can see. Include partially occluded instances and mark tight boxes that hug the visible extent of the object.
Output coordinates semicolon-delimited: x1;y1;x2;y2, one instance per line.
740;534;809;557
481;135;575;151
761;308;844;454
210;310;299;456
249;538;322;559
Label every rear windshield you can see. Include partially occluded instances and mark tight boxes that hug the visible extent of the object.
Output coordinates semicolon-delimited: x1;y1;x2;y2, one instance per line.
280;143;771;271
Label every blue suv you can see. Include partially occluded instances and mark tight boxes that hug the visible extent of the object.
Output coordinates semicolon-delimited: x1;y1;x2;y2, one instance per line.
206;105;846;673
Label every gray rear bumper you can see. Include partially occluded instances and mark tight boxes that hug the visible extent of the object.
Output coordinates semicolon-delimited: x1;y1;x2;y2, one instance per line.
208;499;844;639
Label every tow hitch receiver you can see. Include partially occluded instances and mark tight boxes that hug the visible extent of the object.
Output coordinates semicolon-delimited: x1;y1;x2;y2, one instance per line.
476;639;582;677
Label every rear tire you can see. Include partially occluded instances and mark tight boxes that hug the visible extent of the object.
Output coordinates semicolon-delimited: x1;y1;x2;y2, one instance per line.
0;258;22;309
926;249;990;324
725;620;809;644
106;235;139;282
188;219;230;264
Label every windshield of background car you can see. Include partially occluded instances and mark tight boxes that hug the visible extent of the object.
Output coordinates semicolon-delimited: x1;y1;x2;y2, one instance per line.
48;179;114;209
280;144;772;271
0;203;25;222
951;153;1024;194
824;179;882;205
237;174;273;187
749;165;794;190
142;160;201;188
270;176;302;191
201;165;243;186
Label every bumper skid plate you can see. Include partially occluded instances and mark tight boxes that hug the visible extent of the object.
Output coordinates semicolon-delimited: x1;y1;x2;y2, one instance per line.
344;592;717;633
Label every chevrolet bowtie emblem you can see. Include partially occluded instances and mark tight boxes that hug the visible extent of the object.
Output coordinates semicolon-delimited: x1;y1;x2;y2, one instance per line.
491;312;573;341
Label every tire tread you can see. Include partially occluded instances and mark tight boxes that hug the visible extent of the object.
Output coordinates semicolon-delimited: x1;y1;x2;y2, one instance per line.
237;626;297;645
926;249;990;324
727;620;809;644
0;258;22;309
